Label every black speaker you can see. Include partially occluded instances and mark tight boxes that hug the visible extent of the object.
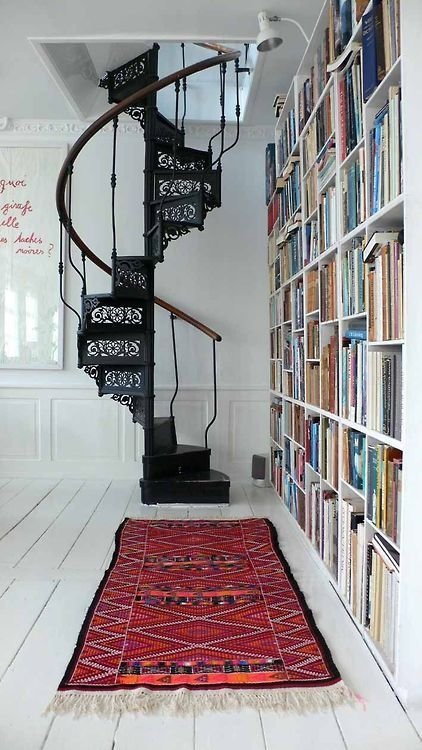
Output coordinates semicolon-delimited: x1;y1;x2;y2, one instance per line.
251;453;270;487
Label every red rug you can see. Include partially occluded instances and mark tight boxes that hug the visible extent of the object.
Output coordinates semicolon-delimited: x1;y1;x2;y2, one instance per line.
49;518;355;715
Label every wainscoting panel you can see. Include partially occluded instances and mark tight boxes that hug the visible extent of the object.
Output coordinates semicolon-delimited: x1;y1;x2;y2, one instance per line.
0;386;268;481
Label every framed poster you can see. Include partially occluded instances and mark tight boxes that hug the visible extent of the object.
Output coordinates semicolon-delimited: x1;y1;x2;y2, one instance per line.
0;144;66;368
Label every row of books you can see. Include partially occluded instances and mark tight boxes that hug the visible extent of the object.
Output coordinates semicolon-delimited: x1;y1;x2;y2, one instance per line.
298;27;332;134
317;140;336;192
342;148;365;233
303;90;335;172
305;415;320;472
285;437;306;489
276;108;297;174
284;371;293;398
281;229;303;283
319;186;337;251
267;192;280;235
307;319;320;359
343;428;366;491
294;280;304;329
270;360;282;392
265;142;276;206
367;444;402;543
305;168;318;219
321;490;339;576
321;335;339;413
304;220;319;265
321;417;339;488
329;0;367;61
366;538;399;667
284;476;306;532
307;482;321;551
368;350;402;439
279;161;301;228
268;231;277;265
283;286;292;322
362;0;401;102
306;362;320;406
270;399;283;446
306;269;319;313
270;326;282;359
338;52;363;163
369;87;402;215
269;293;281;328
320;256;337;321
339;496;365;619
271;446;283;494
283;329;292;370
341;330;367;425
269;255;281;294
365;235;403;341
342;239;365;316
284;402;306;447
293;335;306;402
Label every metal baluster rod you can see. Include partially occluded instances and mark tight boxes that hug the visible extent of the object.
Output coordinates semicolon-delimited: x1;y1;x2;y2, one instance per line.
204;339;218;449
169;313;179;419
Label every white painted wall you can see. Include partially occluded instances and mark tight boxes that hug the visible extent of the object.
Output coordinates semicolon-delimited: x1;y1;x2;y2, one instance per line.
0;121;271;480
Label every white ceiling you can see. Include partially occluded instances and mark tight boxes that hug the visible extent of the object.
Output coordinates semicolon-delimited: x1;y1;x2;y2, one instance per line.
2;0;323;125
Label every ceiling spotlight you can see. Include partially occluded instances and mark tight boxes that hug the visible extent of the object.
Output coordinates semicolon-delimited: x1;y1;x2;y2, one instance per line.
256;11;310;53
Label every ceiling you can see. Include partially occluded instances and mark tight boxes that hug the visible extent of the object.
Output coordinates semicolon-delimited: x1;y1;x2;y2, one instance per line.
1;0;324;126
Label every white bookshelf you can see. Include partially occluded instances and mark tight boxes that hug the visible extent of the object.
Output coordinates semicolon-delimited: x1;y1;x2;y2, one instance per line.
268;0;406;691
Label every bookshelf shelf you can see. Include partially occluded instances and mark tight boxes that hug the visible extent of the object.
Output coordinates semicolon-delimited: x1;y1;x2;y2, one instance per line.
267;0;406;692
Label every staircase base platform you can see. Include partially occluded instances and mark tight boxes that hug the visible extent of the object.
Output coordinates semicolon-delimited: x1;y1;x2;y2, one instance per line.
140;469;230;505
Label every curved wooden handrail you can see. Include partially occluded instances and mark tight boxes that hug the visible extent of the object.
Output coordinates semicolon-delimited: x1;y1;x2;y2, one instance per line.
155;296;222;342
56;45;239;340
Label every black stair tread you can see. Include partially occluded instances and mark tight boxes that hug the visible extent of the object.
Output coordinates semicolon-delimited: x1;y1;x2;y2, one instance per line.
145;444;211;458
154;142;212;166
150;190;201;205
142;469;229;484
114;255;157;264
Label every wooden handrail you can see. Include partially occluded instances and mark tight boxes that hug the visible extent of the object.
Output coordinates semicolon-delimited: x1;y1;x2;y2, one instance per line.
56;46;238;341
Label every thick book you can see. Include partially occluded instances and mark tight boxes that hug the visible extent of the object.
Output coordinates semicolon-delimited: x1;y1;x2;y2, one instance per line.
374;0;386;82
362;6;378;102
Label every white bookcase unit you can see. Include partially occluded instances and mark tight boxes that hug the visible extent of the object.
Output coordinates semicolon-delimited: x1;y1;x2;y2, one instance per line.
266;0;422;705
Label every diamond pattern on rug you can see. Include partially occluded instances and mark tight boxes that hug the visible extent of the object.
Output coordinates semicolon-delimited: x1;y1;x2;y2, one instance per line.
56;518;344;695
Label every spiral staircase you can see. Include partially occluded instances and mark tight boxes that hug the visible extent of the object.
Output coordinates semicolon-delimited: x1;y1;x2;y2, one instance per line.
56;43;242;504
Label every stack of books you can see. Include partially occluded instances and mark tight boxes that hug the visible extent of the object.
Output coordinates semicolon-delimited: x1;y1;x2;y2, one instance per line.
342;239;365;316
340;497;365;618
321;417;338;488
343;428;366;491
366;535;400;666
285;437;306;489
305;220;319;264
368;350;402;439
321;490;339;576
270;361;282;392
293;334;305;401
270;398;283;445
284;400;293;438
294;279;304;329
269;255;281;294
306;362;321;406
269;293;281;328
276;107;296;172
283;328;292;370
284;476;306;531
298;26;333;133
306;269;319;312
294;404;306;446
306;415;320;472
321;334;339;413
308;481;321;550
307;319;320;359
281;229;303;282
321;256;337;321
319;187;337;250
283;286;292;321
279;161;301;227
342;148;365;233
341;326;367;425
338;52;363;162
362;1;401;102
271;445;283;494
367;444;402;542
270;327;282;359
364;233;403;342
369;87;402;214
305;168;318;219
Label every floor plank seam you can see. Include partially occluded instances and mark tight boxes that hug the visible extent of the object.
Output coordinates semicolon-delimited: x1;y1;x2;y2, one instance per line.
0;479;62;543
39;716;55;750
331;704;349;749
258;710;270;750
0;577;15;600
57;481;112;568
13;481;84;568
0;580;60;683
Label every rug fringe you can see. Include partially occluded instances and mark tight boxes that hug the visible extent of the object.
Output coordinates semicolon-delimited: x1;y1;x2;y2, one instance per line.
45;681;358;718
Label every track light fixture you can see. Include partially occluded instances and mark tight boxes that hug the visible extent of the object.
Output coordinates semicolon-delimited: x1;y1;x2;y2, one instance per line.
256;11;310;53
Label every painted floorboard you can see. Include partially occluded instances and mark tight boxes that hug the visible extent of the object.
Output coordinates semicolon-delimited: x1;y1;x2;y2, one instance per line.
260;708;346;750
0;479;59;540
43;715;118;750
0;479;83;565
0;478;31;511
115;714;195;750
195;709;266;750
17;480;110;571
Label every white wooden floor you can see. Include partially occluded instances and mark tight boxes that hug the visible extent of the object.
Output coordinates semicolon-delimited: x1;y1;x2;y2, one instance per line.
0;478;420;750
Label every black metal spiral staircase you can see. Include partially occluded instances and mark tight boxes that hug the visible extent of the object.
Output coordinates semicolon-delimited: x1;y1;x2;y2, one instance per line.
56;43;242;505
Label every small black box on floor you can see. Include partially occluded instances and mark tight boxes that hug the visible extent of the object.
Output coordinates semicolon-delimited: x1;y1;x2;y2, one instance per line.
251;454;270;487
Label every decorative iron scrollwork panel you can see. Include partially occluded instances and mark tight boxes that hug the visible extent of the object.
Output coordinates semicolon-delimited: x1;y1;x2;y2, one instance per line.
86;338;145;359
156;149;209;171
90;305;144;326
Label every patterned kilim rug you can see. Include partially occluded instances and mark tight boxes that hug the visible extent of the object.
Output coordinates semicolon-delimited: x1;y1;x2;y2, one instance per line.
48;518;355;716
